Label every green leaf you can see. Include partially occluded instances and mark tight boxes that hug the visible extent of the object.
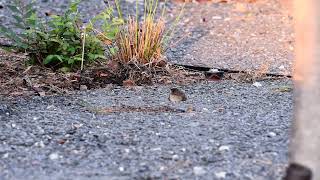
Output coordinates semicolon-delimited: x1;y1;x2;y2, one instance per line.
68;58;75;64
15;41;28;49
25;2;36;12
58;66;71;73
109;47;117;55
7;5;21;14
44;55;63;64
69;0;81;12
12;14;24;24
0;24;10;34
67;47;76;54
17;32;28;39
25;9;36;19
94;54;106;59
13;22;25;29
73;57;83;63
49;39;63;45
44;55;55;64
0;24;25;47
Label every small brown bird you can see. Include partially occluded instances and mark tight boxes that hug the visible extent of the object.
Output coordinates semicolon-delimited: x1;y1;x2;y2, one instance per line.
169;88;187;102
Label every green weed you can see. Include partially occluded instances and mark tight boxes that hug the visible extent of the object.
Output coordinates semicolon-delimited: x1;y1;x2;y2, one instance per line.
0;0;105;70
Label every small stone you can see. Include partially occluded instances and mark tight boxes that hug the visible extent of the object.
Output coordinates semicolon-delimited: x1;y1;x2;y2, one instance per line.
80;85;88;91
72;150;80;154
124;148;130;153
119;166;125;172
11;124;16;128
212;16;222;20
218;145;230;151
215;171;227;179
252;82;262;87
186;106;194;113
2;153;9;159
37;127;45;134
268;132;277;137
46;105;56;110
279;65;285;70
73;123;83;129
172;154;179;161
49;153;59;160
208;68;220;73
202;108;209;112
151;147;161;151
33;116;40;121
193;166;206;176
38;91;46;97
34;141;45;148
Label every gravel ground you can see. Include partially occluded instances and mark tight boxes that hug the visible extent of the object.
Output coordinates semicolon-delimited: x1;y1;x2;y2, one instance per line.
0;79;292;180
167;0;294;75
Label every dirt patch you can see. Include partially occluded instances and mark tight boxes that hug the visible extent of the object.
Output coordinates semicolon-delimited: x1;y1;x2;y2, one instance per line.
88;105;191;114
0;48;289;97
0;49;205;97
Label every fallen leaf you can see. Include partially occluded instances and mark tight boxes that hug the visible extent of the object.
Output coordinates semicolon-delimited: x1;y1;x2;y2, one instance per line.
57;139;67;145
123;79;136;87
273;86;292;92
186;105;194;112
234;3;247;13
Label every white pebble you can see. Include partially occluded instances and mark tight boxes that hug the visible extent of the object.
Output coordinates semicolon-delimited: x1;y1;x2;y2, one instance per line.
119;166;125;172
212;16;222;20
80;85;88;91
202;108;209;112
268;132;277;137
49;153;59;160
215;171;227;179
2;153;9;158
193;166;206;176
218;145;230;151
208;68;220;73
252;82;262;87
46;105;57;110
279;65;285;70
34;141;45;148
151;147;161;151
73;123;83;129
172;154;179;161
124;148;130;153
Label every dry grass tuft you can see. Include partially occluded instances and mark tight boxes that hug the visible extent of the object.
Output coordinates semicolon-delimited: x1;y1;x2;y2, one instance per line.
115;16;166;65
100;0;185;85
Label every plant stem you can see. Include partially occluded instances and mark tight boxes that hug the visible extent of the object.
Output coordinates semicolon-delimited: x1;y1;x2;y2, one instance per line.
81;29;86;71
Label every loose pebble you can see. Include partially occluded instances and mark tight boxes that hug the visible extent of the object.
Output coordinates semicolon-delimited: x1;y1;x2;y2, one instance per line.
215;171;227;179
193;166;206;176
253;82;262;87
268;132;277;137
49;153;60;160
219;145;230;151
